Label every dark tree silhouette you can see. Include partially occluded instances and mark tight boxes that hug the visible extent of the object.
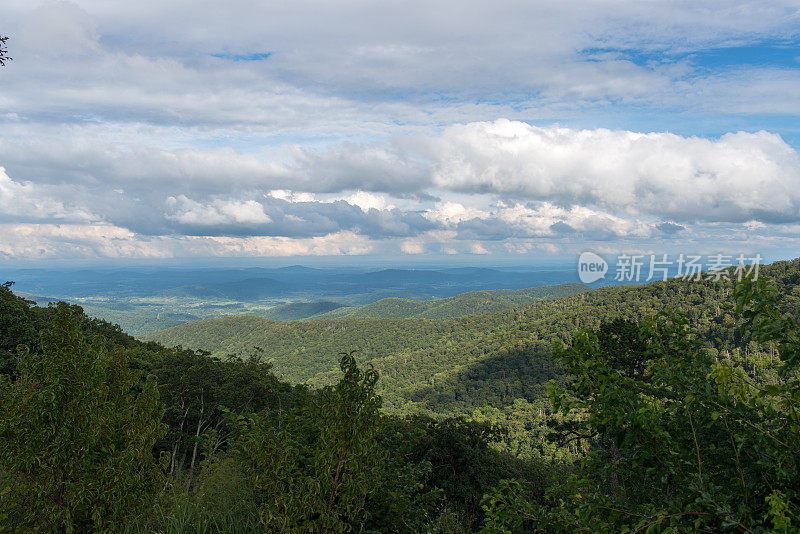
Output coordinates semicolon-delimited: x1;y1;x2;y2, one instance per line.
0;35;12;66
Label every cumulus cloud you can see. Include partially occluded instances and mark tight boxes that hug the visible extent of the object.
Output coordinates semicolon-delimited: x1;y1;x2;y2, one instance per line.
0;223;379;260
0;166;95;222
2;0;798;133
268;190;316;203
156;192;435;238
0;223;169;259
166;196;272;226
200;231;374;257
424;201;490;225
335;191;395;212
428;120;800;223
439;201;653;241
2;117;800;259
1;1;799;259
400;240;425;254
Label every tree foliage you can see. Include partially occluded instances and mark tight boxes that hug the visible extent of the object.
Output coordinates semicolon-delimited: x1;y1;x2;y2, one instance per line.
232;352;396;531
146;259;800;423
2;260;800;531
0;35;11;67
0;304;167;531
0;282;39;378
482;273;800;532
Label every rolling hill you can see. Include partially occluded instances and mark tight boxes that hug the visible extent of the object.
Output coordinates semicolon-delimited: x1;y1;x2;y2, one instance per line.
261;301;345;320
309;283;588;320
145;258;800;417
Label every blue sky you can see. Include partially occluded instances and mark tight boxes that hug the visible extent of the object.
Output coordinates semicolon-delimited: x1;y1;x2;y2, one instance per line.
0;0;798;262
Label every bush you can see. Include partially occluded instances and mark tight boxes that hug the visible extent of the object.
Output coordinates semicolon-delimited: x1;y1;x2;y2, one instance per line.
0;304;167;532
482;275;800;532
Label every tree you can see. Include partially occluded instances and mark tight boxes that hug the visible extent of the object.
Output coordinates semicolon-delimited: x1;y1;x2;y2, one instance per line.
146;347;291;480
482;274;800;532
0;35;11;66
0;304;167;531
232;352;387;532
0;282;39;378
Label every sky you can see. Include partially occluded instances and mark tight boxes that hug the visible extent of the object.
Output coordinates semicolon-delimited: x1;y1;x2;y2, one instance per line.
0;0;799;263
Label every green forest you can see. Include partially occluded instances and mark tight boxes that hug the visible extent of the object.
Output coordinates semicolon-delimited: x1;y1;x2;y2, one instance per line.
305;283;588;320
2;259;800;532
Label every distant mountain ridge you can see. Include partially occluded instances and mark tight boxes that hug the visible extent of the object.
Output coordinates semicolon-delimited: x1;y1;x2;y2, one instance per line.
166;277;285;299
4;266;585;336
5;265;577;302
309;283;588;320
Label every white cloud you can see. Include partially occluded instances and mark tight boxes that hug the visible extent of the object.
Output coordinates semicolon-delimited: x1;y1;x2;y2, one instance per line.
201;231;374;257
429;120;800;223
2;118;800;259
268;190;316;203
0;126;292;192
2;0;796;136
336;191;394;212
0;223;170;259
744;220;767;230
470;243;489;254
0;166;95;222
1;1;799;259
497;202;651;238
400;240;425;254
165;195;272;226
17;1;100;56
0;223;375;259
424;201;490;225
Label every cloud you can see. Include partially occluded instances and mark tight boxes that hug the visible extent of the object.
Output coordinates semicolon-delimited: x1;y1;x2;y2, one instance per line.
550;221;576;234
0;222;169;259
0;166;95;222
268;190;316;203
17;1;100;56
428;120;800;223
444;201;653;241
156;192;436;238
470;243;489;254
400;240;425;254
200;231;374;257
1;1;799;259
291;143;429;194
0;130;291;192
656;221;686;234
335;191;394;212
424;201;490;225
2;0;798;134
0;223;377;259
166;195;272;226
2;116;800;259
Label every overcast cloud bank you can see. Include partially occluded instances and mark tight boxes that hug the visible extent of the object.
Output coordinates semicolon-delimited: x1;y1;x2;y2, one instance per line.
0;0;798;259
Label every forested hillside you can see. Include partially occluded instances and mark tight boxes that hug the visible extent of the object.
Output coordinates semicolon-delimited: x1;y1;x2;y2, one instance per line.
3;261;799;532
0;282;540;531
147;259;800;418
307;282;587;320
6;268;586;336
261;300;345;320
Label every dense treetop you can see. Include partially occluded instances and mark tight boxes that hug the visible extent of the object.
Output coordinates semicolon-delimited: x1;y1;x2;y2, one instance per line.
147;259;800;417
2;259;799;531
